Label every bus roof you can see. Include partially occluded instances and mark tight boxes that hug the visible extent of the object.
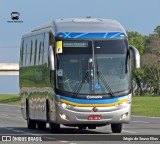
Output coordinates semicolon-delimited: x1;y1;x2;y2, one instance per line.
23;18;127;37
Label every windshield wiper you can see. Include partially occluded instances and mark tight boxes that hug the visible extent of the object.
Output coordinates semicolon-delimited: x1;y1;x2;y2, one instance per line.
73;69;89;97
96;58;115;97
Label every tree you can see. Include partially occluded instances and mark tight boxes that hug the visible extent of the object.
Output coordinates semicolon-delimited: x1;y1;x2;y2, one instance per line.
127;31;145;55
127;31;146;95
142;38;160;94
153;25;160;37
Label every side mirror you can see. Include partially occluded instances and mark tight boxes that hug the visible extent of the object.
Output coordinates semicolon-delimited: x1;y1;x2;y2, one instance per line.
49;45;55;70
129;45;140;69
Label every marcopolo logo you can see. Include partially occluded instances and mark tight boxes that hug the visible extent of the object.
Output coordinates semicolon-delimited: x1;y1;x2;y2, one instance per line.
7;12;23;23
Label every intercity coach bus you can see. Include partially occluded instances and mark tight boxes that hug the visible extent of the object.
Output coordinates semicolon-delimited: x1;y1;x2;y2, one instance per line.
19;18;140;133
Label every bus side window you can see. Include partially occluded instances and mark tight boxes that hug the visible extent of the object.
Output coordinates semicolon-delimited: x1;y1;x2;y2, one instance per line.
43;32;49;65
23;38;28;67
26;37;31;66
20;39;24;67
34;39;37;66
31;36;35;66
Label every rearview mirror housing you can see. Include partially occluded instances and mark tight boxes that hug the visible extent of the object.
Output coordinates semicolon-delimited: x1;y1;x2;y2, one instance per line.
49;45;55;70
129;45;140;69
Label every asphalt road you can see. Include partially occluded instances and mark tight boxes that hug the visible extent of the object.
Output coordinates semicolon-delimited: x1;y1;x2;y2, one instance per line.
0;104;160;144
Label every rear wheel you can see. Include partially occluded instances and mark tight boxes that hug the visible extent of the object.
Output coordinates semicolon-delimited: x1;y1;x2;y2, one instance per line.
26;101;36;129
111;123;122;133
37;121;46;130
49;122;60;133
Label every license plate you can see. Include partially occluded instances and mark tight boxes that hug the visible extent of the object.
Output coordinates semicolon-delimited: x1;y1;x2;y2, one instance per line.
88;115;101;120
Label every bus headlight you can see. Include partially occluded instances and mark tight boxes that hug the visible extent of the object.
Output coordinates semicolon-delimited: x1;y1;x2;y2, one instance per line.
61;103;67;108
59;102;72;109
121;102;128;107
115;101;129;108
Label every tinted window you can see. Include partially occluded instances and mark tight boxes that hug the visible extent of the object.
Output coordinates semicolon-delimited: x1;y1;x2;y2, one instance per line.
94;40;128;54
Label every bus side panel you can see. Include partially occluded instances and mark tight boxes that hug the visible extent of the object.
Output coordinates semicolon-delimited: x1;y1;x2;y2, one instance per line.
20;32;56;121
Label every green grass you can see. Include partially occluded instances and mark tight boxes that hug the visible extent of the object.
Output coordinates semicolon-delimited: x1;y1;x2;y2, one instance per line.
132;96;160;117
0;94;160;117
0;94;20;105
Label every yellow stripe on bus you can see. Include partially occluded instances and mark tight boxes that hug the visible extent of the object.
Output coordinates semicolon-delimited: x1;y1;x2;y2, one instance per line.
60;99;128;107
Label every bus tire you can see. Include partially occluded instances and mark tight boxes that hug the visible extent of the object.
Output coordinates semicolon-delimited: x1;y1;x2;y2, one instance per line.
37;121;46;130
78;125;87;130
111;123;122;133
49;122;60;133
46;100;50;122
26;101;36;129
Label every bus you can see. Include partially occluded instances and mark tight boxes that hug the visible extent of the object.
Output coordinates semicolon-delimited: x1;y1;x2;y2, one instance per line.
19;18;140;133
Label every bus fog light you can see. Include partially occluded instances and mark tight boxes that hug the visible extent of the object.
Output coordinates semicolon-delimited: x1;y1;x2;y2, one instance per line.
60;114;69;120
120;112;128;120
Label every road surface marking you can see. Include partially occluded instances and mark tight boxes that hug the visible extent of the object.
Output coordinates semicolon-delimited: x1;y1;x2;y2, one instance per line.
43;136;56;140
1;114;9;117
132;115;160;119
122;130;137;134
4;127;33;134
0;104;19;107
131;121;150;124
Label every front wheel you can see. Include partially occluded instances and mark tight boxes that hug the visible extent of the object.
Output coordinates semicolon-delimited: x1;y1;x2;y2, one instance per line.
49;122;60;133
37;121;46;130
111;123;122;133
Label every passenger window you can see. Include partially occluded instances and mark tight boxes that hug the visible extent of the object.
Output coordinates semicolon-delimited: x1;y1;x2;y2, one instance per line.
23;38;28;66
43;33;49;65
30;40;33;65
39;42;42;65
20;39;24;67
26;37;31;66
31;36;35;66
34;39;37;66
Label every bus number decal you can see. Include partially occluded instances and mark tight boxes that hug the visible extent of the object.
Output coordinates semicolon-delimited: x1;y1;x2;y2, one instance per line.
56;41;63;54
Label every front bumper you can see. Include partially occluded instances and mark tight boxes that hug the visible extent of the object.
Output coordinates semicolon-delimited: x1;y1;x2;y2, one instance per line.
54;103;131;124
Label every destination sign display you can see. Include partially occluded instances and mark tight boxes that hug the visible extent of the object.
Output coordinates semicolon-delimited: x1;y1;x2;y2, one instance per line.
63;41;88;47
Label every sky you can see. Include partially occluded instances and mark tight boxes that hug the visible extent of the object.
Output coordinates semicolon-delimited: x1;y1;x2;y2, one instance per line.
0;0;160;93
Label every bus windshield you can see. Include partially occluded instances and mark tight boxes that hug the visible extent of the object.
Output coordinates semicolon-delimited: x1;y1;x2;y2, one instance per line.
56;39;130;95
